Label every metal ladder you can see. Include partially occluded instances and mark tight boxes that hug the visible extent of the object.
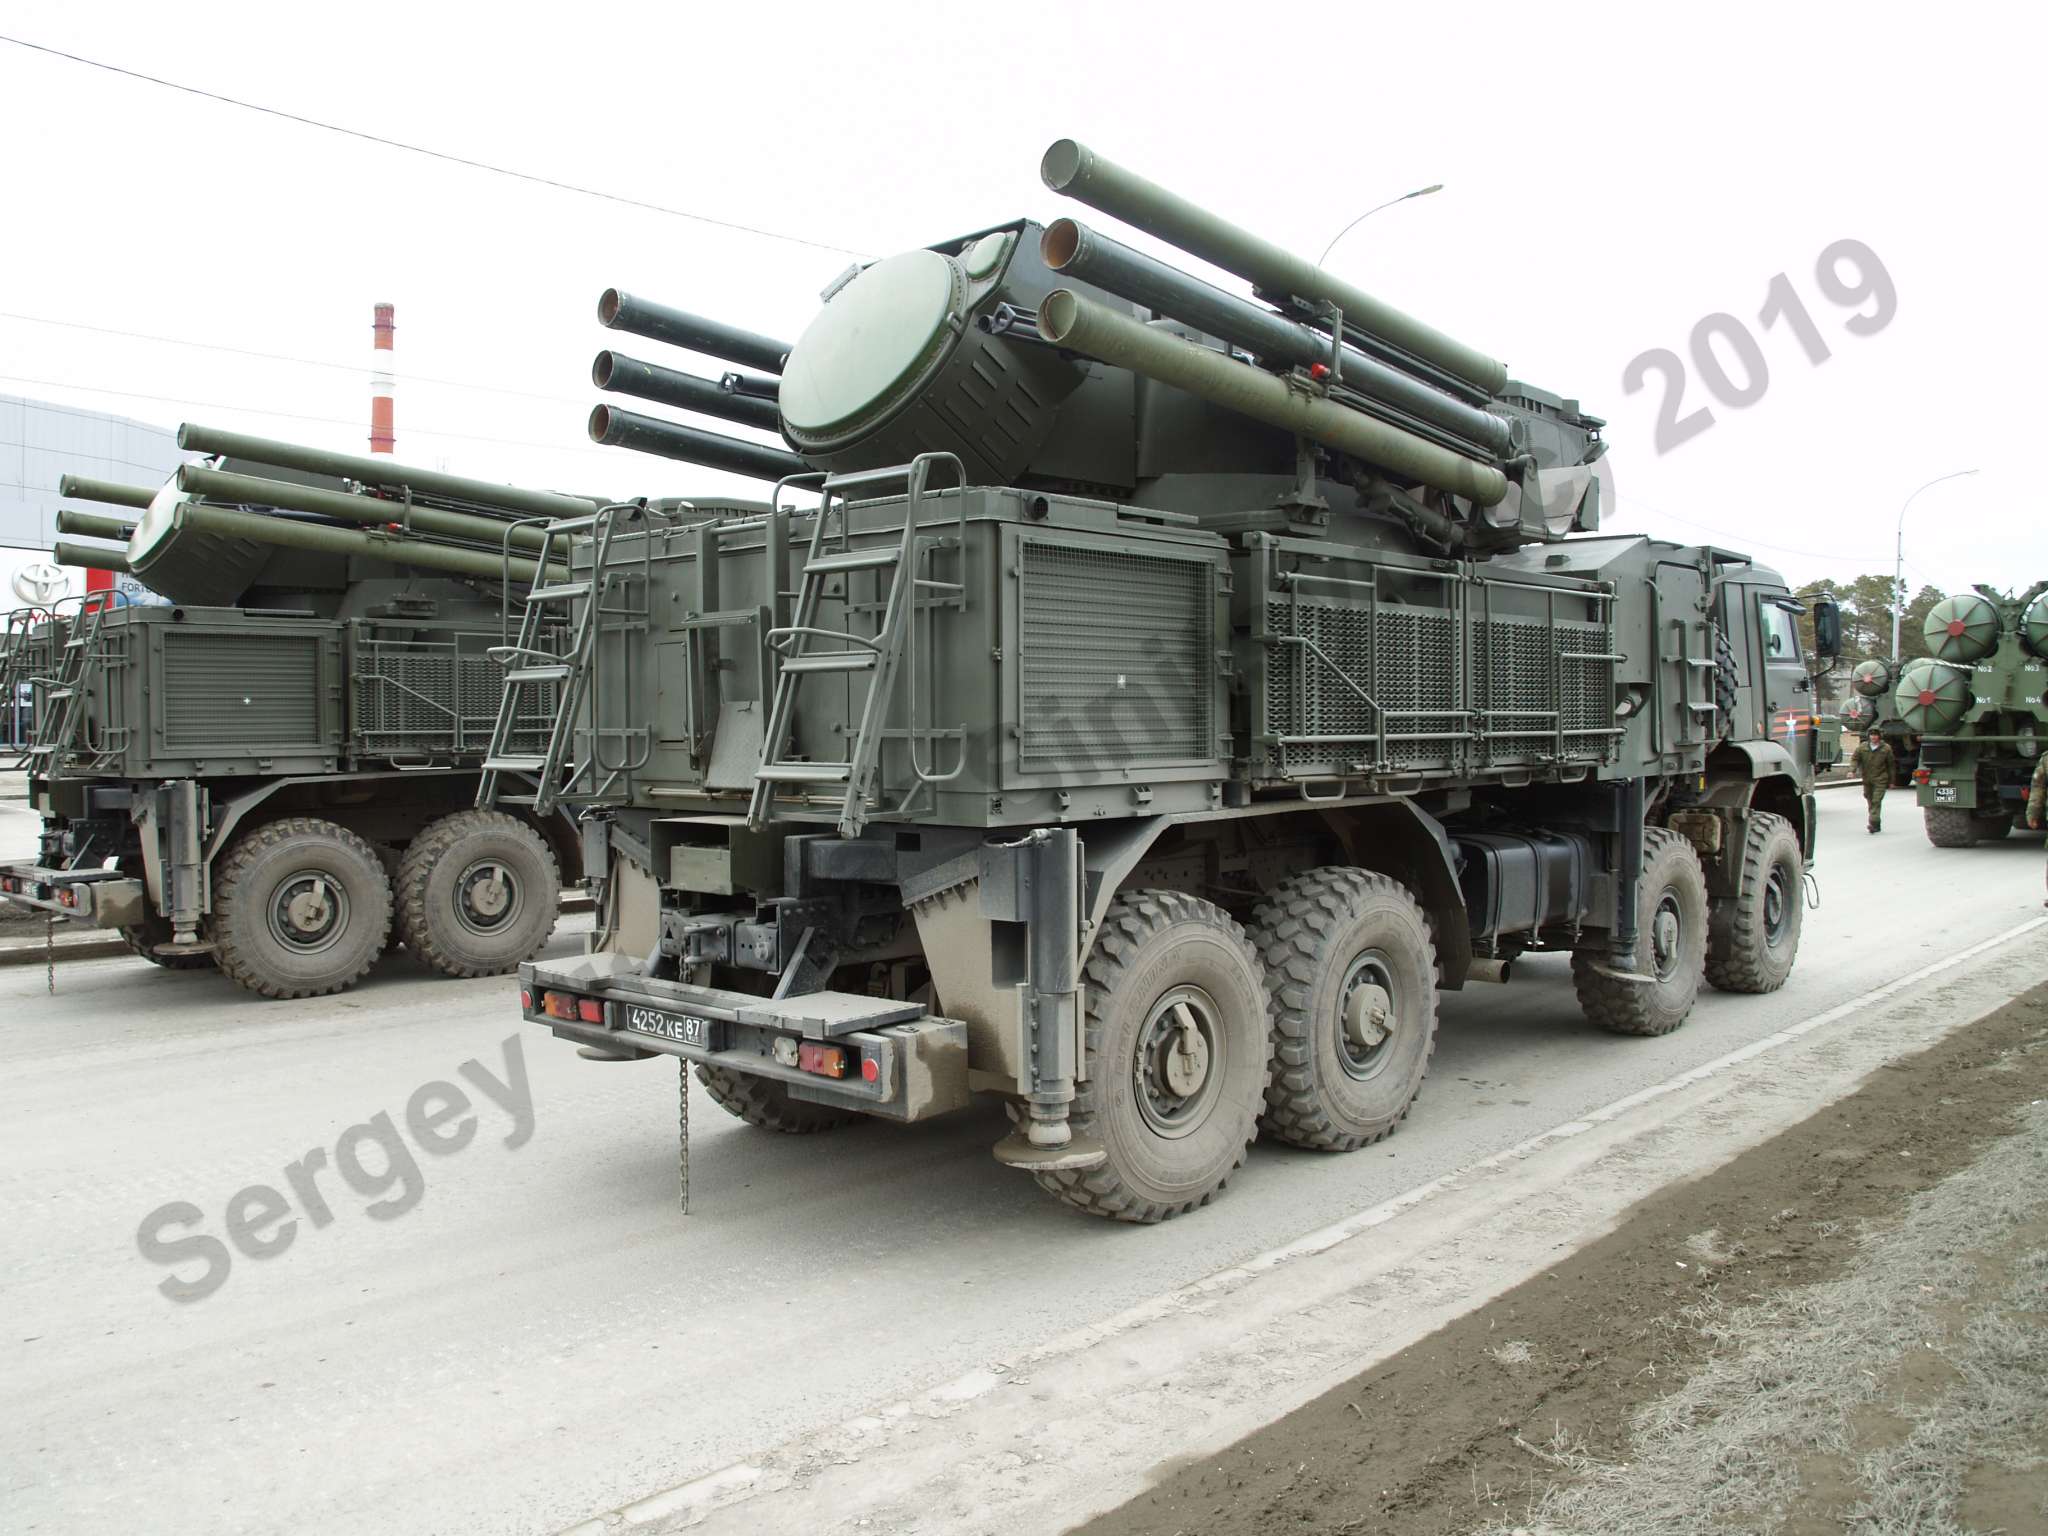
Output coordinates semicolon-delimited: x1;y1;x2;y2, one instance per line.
749;454;963;837
0;607;47;767
480;503;650;816
26;596;114;781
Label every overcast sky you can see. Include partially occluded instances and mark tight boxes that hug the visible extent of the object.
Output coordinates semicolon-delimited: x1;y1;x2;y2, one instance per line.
0;3;2033;598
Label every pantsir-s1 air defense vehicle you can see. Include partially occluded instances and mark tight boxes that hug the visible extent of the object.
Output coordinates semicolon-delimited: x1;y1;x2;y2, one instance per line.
0;429;596;998
508;142;1839;1221
1893;584;2048;846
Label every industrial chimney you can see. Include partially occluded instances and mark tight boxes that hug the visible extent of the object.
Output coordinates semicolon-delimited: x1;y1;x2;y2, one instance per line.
370;302;395;455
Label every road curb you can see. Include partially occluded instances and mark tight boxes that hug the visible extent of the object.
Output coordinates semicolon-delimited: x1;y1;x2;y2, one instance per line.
0;934;129;967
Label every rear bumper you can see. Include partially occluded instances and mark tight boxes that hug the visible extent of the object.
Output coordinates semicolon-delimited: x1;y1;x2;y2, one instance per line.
0;864;145;928
519;953;973;1123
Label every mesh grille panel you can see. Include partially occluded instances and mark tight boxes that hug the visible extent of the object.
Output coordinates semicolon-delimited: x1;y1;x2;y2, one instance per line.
355;643;556;757
161;632;323;749
1265;592;1615;779
1019;542;1213;770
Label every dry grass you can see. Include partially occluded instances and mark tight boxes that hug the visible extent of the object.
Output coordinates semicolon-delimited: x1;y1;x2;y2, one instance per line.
1477;1103;2048;1536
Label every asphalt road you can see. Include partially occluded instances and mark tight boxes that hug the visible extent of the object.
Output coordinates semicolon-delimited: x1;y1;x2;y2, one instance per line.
4;790;2043;1536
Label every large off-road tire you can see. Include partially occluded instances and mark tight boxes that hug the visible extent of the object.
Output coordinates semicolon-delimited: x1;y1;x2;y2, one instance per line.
1705;812;1803;994
1923;806;1982;848
1971;811;2014;841
211;817;393;999
395;810;560;978
1035;891;1270;1223
117;912;215;970
1248;868;1439;1151
695;1064;856;1133
1573;827;1709;1037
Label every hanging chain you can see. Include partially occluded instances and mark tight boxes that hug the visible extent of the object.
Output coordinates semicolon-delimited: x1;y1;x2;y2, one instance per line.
45;912;55;995
678;1058;691;1216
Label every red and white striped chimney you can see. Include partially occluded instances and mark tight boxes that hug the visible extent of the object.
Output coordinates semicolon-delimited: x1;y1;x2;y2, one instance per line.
370;302;396;454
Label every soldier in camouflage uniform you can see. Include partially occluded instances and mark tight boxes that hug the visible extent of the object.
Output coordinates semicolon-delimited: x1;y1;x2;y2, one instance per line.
2029;752;2048;905
1851;731;1896;834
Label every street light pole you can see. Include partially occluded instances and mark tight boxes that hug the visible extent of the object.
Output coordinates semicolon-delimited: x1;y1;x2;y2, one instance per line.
1317;184;1444;267
1892;469;1980;659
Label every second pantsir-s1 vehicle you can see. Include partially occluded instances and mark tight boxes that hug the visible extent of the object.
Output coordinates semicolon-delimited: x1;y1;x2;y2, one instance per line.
0;430;597;997
502;140;1839;1220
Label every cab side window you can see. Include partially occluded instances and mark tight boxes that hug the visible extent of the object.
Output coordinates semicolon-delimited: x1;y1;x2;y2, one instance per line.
1760;603;1800;663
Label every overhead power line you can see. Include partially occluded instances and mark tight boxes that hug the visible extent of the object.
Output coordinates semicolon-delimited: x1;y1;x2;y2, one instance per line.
0;372;623;461
0;309;588;408
0;33;866;259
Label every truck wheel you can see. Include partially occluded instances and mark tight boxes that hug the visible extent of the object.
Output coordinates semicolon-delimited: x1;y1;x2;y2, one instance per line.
1572;827;1708;1037
1971;811;2013;841
1248;868;1438;1151
211;817;393;999
1705;812;1803;994
695;1064;856;1133
396;810;560;978
1923;806;1982;848
1035;891;1269;1223
118;913;215;970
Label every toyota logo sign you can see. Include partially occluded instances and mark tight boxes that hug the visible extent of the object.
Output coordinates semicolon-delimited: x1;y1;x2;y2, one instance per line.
12;561;67;606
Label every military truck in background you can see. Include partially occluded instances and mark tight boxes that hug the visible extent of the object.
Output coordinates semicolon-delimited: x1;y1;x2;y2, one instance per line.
1893;584;2048;846
505;141;1839;1222
1836;657;1919;786
0;430;603;998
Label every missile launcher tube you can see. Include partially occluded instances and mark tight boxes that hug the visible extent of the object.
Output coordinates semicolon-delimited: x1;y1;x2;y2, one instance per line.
54;509;137;543
176;464;550;553
1040;139;1509;395
175;423;596;522
588;404;808;482
592;351;784;432
52;540;130;574
57;473;156;511
1037;288;1508;506
160;503;563;586
1041;218;1511;456
596;289;793;376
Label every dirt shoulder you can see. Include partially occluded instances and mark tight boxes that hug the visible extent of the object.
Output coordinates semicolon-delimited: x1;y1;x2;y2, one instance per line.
1071;985;2048;1536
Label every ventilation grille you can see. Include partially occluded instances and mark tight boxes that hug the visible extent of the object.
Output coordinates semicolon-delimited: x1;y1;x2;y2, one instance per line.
1018;542;1214;771
160;632;324;750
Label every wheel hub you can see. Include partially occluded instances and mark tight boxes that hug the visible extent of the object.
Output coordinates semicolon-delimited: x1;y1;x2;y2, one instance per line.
1651;893;1684;979
1763;866;1791;946
1335;953;1399;1079
457;860;519;933
1343;981;1392;1052
270;872;347;952
1133;986;1224;1138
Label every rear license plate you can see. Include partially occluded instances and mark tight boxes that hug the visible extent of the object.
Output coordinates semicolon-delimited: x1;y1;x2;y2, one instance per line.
622;1004;719;1049
1932;783;1958;803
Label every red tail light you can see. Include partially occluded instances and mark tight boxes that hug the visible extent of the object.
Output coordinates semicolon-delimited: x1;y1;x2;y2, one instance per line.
521;989;533;1011
797;1042;847;1078
860;1056;880;1084
1914;768;1932;785
577;998;604;1024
